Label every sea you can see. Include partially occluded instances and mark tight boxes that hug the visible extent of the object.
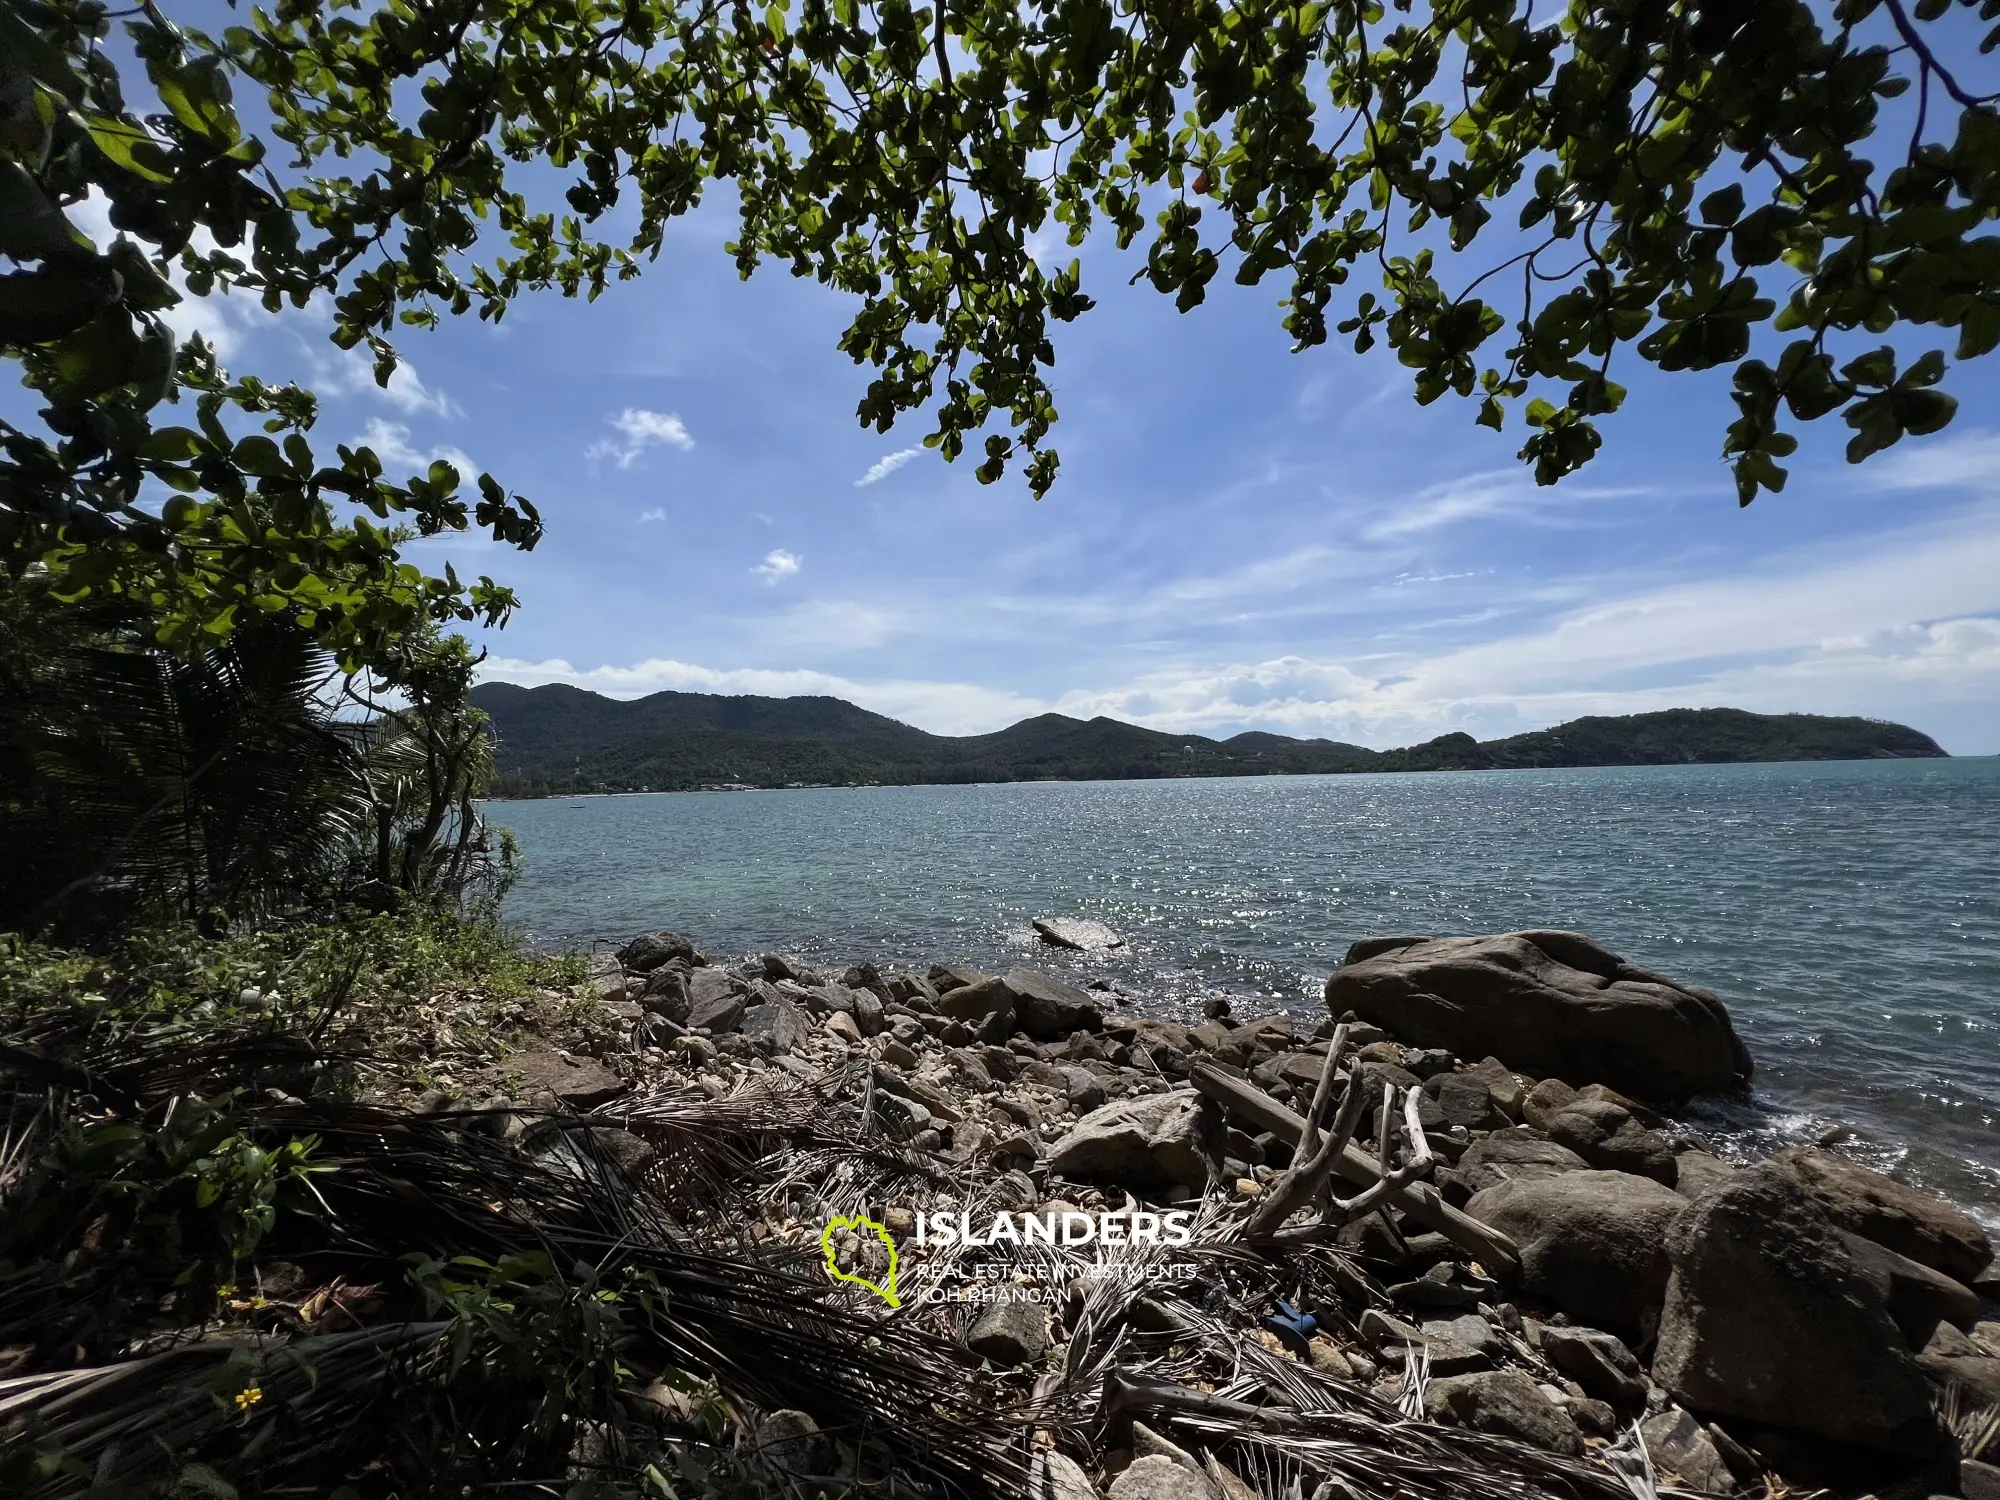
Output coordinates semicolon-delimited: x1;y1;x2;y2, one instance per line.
491;757;2000;1226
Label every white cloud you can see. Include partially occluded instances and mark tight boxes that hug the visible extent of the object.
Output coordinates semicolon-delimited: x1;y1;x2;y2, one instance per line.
478;656;1046;736
1871;430;2000;491
307;341;458;416
1363;470;1642;539
855;447;924;486
638;508;668;523
355;418;480;483
752;549;802;584
588;409;695;468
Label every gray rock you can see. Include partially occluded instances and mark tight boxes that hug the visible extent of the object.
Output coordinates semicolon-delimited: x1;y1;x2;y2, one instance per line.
1418;1313;1498;1373
1032;1451;1101;1500
1539;1325;1647;1409
1107;1456;1217;1500
687;967;740;1008
1425;1370;1583;1455
1327;930;1752;1103
966;1299;1050;1364
640;968;691;1022
688;990;746;1035
618;931;700;973
1421;1073;1506;1132
503;1048;631;1110
1546;1100;1677;1183
1034;916;1127;951
1964;1460;2000;1500
742;995;812;1054
1405;1048;1456;1080
1466;1170;1686;1335
1919;1323;2000;1404
939;975;1014;1029
1671;1149;1738;1200
928;962;990;994
852;988;886;1036
1463;1056;1526;1119
752;1410;828;1477
1047;1090;1218;1187
1455;1134;1589;1195
1004;967;1105;1039
1521;1077;1579;1131
1771;1145;1994;1285
1638;1409;1737;1492
1839;1228;1981;1347
1653;1162;1946;1457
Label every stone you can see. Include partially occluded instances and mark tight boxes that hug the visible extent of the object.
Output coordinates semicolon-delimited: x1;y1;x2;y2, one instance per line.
1130;1422;1201;1471
1034;916;1127;951
1918;1323;2000;1404
1455;1135;1589;1195
742;995;811;1054
928;962;989;994
1032;1451;1101;1500
1462;1056;1525;1119
573;1124;655;1177
638;969;691;1022
825;1010;864;1045
1671;1149;1737;1200
1770;1145;1994;1285
1521;1077;1579;1131
1539;1326;1648;1409
1966;1461;2000;1500
502;1048;630;1110
1421;1073;1506;1132
1418;1313;1499;1373
939;975;1014;1029
672;1034;718;1065
852;988;886;1036
1425;1370;1583;1456
1047;1090;1218;1187
1404;1048;1456;1080
688;990;746;1035
1465;1170;1687;1335
1638;1409;1737;1493
1107;1457;1217;1500
687;967;740;1008
1355;1040;1407;1067
1228;1016;1294;1055
1839;1229;1981;1347
752;1410;828;1477
1004;967;1105;1039
966;1298;1050;1364
1652;1162;1946;1457
1328;931;1752;1103
1545;1100;1677;1183
618;931;700;973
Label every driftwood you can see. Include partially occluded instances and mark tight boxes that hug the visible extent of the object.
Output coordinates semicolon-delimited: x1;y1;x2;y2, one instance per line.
1188;1061;1521;1278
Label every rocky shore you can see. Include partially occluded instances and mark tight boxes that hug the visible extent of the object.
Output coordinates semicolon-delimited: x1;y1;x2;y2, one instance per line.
434;926;1997;1500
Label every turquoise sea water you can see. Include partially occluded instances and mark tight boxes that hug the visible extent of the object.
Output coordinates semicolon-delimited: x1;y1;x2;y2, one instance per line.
492;758;2000;1222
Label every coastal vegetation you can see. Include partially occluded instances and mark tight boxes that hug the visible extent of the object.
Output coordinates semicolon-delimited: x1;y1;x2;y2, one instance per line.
473;685;1946;797
3;0;1998;1495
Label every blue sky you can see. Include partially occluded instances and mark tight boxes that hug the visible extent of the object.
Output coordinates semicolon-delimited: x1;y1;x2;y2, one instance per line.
78;101;2000;754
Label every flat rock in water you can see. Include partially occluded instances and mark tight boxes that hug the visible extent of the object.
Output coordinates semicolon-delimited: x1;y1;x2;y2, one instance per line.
1033;917;1126;951
1326;929;1752;1104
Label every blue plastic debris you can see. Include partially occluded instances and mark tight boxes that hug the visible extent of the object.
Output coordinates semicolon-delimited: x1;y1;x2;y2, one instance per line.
1260;1296;1317;1359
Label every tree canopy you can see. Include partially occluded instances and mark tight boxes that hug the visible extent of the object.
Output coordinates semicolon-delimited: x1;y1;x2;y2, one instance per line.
4;0;1999;678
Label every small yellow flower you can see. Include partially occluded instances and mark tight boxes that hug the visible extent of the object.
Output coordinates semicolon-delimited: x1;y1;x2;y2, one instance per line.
216;1283;237;1299
234;1386;263;1412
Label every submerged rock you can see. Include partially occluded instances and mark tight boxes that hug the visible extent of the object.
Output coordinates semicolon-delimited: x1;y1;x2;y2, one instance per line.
1326;930;1752;1103
1033;916;1126;951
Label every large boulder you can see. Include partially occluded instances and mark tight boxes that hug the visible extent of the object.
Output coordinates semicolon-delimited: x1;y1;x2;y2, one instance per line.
1003;968;1105;1039
1465;1170;1687;1336
1652;1163;1946;1457
1325;930;1752;1103
1770;1145;1993;1285
617;931;702;973
1455;1134;1589;1195
1047;1090;1219;1187
1545;1100;1677;1183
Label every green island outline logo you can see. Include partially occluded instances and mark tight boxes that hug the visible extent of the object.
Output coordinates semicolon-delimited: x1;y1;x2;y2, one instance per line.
820;1213;901;1308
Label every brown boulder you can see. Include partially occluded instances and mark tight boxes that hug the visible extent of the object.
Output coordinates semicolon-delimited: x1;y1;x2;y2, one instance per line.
1771;1145;1993;1285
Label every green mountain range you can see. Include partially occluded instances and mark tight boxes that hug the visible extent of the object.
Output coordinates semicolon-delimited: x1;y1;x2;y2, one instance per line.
471;684;1947;797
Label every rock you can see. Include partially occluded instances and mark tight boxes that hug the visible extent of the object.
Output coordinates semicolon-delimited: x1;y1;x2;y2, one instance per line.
939;975;1014;1030
1671;1149;1738;1200
752;1410;828;1477
1421;1073;1506;1132
742;995;811;1054
1966;1460;2000;1500
572;1124;655;1177
1539;1326;1648;1409
672;1034;717;1065
1327;931;1752;1103
1839;1229;1981;1347
1004;967;1105;1039
1653;1162;1946;1457
1462;1056;1525;1120
1130;1422;1201;1471
851;988;886;1036
1034;917;1126;951
502;1048;631;1110
1047;1090;1218;1187
1545;1100;1677;1183
687;967;740;1008
966;1298;1050;1364
1425;1370;1583;1456
1229;1016;1294;1055
1465;1171;1686;1335
639;969;691;1021
1032;1451;1101;1500
825;1010;864;1045
618;931;700;973
928;962;989;994
1919;1323;2000;1404
1521;1077;1579;1131
1455;1135;1589;1195
1108;1457;1216;1500
1770;1145;1994;1285
1355;1040;1407;1067
1404;1048;1456;1080
688;990;746;1035
1638;1409;1737;1492
1418;1313;1499;1373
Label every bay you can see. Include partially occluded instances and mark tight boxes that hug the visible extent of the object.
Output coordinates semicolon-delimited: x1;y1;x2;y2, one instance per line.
492;756;2000;1222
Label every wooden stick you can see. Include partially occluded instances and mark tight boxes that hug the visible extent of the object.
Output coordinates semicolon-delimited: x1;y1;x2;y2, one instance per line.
1327;1085;1436;1224
1241;1030;1363;1240
1188;1061;1520;1278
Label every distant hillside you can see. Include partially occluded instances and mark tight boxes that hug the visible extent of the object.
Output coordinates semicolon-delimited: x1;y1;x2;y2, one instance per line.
471;686;1946;797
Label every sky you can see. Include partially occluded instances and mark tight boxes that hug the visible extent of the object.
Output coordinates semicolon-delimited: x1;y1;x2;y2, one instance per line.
84;43;2000;755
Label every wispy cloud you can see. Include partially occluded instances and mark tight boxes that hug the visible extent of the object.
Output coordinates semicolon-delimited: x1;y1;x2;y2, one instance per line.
1872;430;2000;491
588;409;695;469
355;418;479;483
855;447;924;486
1363;470;1641;539
638;507;667;523
752;548;802;584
